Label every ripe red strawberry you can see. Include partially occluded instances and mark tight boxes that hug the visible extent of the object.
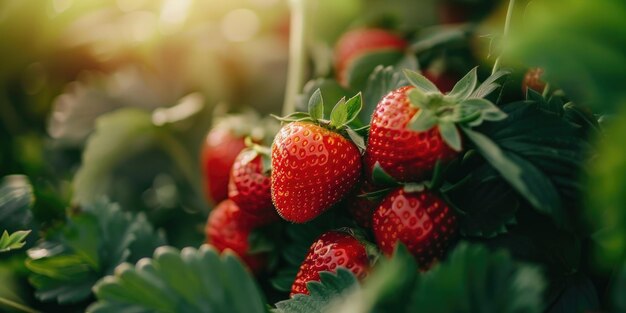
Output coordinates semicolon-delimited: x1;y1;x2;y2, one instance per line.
272;122;361;223
365;68;508;183
201;129;246;203
522;67;547;94
334;28;407;87
365;85;457;182
228;148;279;224
205;199;268;273
373;188;457;268
291;231;369;296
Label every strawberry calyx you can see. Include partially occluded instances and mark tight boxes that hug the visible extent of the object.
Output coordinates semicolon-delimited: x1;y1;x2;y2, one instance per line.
402;67;510;151
272;89;367;152
241;137;272;174
360;161;447;200
333;227;380;266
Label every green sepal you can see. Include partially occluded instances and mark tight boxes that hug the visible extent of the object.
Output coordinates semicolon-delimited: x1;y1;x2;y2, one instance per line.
403;69;439;93
0;230;31;253
403;183;426;193
308;89;324;121
438;122;462;152
447;67;478;101
271;112;313;123
330;93;363;129
471;70;510;99
358;187;394;201
372;162;400;187
346;128;366;153
408;108;437;132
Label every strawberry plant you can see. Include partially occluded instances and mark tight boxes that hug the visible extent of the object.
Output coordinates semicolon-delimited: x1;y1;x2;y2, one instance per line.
1;0;626;312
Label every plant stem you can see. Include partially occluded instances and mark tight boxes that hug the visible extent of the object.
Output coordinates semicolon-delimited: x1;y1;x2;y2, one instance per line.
0;297;41;313
282;0;311;116
492;0;516;74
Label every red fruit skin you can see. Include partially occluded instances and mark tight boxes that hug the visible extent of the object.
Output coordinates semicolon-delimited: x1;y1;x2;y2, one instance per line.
201;129;246;204
522;68;546;94
365;86;458;183
373;188;457;268
291;231;369;296
334;28;407;87
346;182;380;229
423;70;458;93
205;200;267;273
228;149;279;225
271;122;361;223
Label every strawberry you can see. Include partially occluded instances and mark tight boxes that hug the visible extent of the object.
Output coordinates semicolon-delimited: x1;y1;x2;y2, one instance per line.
201;129;246;203
228;146;279;224
522;67;547;94
201;113;279;204
334;28;407;87
372;188;457;268
365;68;509;182
271;90;365;223
205;199;268;273
291;230;369;296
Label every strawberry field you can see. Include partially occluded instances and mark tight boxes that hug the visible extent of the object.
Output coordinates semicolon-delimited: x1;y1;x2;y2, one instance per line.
1;0;626;312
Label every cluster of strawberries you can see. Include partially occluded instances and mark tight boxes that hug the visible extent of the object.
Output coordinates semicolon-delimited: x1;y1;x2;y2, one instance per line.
201;28;517;297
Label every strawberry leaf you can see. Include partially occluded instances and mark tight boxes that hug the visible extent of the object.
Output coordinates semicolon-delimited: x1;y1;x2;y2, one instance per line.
273;268;359;313
0;230;31;253
407;243;545;313
345;50;405;90
308;89;324;121
26;199;165;304
447;67;478;100
89;246;266;313
461;126;563;226
439;123;462;152
403;69;439;93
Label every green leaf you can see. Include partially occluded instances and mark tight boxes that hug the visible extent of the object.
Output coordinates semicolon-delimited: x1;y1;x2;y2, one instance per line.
545;273;599;313
438;123;462;152
26;199;165;304
408;243;545;313
332;244;419;313
272;112;313;123
447;67;477;100
345;50;405;90
403;69;439;93
0;175;34;232
274;268;359;313
308;89;324;121
371;163;399;187
0;230;31;253
461;127;564;226
361;65;412;124
73;109;157;204
88;246;266;313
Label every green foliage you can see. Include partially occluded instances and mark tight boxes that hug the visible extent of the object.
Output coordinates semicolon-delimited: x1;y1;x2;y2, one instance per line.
26;199;165;304
586;109;626;268
345;50;407;91
0;175;34;232
274;269;359;313
545;273;599;313
333;243;544;313
0;230;31;253
408;243;545;313
613;261;626;313
88;245;266;313
459;100;590;230
507;0;626;113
